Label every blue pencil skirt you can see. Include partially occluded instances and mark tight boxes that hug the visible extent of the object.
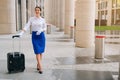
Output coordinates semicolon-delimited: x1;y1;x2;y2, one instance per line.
32;31;46;54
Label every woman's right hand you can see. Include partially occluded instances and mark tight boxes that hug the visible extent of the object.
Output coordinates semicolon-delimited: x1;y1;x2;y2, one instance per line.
17;30;24;37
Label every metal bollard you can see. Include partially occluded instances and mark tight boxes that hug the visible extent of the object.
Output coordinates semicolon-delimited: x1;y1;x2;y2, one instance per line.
95;36;105;59
47;24;51;34
70;26;74;39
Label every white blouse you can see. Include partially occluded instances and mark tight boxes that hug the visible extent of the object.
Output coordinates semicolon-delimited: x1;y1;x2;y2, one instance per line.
23;16;47;32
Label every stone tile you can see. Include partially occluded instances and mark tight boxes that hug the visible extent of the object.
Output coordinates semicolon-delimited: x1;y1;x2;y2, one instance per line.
0;27;120;80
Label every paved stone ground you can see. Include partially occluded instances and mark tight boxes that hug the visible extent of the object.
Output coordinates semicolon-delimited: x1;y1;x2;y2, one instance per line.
0;27;120;80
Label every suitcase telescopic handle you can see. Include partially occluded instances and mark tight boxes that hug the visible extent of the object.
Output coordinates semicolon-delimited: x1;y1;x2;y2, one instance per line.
12;35;20;39
12;35;21;54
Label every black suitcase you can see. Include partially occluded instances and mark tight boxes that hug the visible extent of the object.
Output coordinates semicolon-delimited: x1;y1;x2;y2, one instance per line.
7;35;25;73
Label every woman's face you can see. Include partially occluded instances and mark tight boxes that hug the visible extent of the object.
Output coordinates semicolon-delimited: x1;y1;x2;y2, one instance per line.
35;8;41;16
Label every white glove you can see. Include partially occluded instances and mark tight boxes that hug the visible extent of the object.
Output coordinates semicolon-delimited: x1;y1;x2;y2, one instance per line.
36;30;42;35
18;30;24;37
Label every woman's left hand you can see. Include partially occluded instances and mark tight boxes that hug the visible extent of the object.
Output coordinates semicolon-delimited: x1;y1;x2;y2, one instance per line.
36;30;42;35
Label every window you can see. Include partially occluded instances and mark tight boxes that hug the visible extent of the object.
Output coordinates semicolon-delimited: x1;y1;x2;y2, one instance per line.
117;0;120;7
112;0;116;8
105;1;107;9
116;9;120;20
98;3;100;9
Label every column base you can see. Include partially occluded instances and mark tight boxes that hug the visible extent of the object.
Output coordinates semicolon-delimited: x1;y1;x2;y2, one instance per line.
75;30;95;48
0;24;16;34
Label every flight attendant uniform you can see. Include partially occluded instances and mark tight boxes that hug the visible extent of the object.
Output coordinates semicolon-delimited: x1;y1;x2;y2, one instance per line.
23;16;46;54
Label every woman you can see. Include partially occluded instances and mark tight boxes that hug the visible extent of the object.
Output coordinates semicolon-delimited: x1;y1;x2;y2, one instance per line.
18;6;46;74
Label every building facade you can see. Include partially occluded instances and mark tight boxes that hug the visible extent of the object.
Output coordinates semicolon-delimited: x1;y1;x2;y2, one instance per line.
96;0;120;26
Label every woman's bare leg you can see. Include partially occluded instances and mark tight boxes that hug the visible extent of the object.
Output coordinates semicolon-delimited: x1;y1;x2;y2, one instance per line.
40;54;42;60
36;54;42;71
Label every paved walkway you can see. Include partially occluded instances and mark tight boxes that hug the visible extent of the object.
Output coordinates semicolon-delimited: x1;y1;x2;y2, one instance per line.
0;27;120;80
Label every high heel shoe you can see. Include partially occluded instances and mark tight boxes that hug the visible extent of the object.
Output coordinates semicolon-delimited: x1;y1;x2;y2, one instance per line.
37;68;39;70
39;71;43;74
37;64;39;70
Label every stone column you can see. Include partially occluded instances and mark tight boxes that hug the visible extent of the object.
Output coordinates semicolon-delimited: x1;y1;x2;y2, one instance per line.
28;0;32;19
21;0;26;28
59;0;65;31
44;0;47;22
54;0;57;26
27;0;32;33
57;0;61;28
55;0;60;28
16;0;19;31
50;0;54;25
107;0;112;26
44;0;51;23
64;0;75;34
45;0;55;25
36;0;40;6
75;0;95;48
52;0;56;25
0;0;16;34
40;0;44;17
31;0;36;17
